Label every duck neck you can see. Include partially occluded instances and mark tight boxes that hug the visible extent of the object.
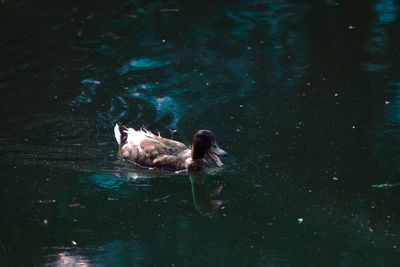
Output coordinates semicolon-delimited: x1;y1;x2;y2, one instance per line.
187;158;207;172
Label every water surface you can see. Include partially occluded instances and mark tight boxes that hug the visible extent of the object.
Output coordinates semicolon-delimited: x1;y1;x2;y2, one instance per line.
1;0;400;265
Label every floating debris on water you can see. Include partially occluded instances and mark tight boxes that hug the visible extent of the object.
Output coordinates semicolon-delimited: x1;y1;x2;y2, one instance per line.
372;183;400;189
160;9;180;12
38;200;56;204
298;218;303;224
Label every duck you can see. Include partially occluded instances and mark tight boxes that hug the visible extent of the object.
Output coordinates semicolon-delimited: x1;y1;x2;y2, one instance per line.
114;123;227;171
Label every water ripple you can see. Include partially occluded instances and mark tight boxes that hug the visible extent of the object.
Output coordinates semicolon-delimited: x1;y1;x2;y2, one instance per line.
108;96;128;121
118;58;170;74
126;92;181;129
375;0;398;25
75;79;101;104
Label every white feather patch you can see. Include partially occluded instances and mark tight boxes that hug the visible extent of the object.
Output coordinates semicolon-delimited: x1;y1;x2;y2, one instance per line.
114;124;121;145
125;127;159;152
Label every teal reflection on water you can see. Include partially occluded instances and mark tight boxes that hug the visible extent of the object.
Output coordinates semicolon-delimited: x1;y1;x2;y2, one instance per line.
387;82;400;124
119;58;170;74
83;173;124;190
75;79;101;104
374;0;398;24
2;0;400;265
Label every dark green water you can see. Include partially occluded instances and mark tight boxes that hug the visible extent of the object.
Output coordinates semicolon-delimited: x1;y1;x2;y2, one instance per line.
1;0;400;265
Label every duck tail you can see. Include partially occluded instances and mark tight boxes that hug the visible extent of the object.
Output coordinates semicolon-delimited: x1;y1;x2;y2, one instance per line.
114;122;128;146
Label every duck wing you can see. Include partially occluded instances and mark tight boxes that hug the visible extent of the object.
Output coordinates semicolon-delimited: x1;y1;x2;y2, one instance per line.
117;125;190;170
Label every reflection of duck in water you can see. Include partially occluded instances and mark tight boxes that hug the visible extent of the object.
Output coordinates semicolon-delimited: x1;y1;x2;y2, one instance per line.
114;123;227;171
190;174;227;216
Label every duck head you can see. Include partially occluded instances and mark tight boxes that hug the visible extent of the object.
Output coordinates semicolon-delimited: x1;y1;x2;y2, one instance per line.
191;130;227;167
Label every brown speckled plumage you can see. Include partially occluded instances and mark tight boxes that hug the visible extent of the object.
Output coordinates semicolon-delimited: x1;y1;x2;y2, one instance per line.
114;123;227;172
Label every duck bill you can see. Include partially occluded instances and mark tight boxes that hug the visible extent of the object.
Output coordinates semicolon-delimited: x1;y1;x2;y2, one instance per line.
208;144;227;168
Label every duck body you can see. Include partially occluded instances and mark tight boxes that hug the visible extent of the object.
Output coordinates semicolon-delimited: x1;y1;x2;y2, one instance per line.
114;123;227;172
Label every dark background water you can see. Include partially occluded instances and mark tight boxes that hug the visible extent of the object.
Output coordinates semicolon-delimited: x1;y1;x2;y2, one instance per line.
1;0;400;266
